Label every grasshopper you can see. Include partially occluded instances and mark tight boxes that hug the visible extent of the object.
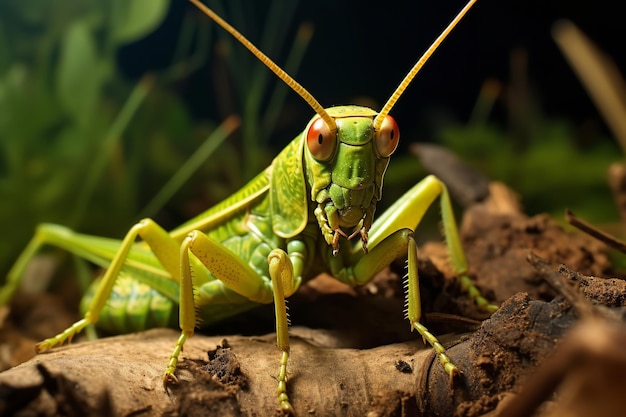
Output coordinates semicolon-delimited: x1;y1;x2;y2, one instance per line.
1;0;495;413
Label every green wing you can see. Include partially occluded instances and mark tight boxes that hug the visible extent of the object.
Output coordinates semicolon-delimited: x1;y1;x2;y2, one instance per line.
270;134;308;238
170;168;271;241
168;132;308;241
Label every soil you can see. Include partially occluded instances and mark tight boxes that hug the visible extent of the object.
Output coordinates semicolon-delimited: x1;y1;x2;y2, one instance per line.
0;182;624;416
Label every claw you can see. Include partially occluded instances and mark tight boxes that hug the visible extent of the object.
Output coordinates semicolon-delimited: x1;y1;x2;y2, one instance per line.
360;228;369;254
485;303;499;313
163;371;178;390
446;364;460;387
332;227;349;256
279;398;295;415
35;318;89;354
35;340;52;353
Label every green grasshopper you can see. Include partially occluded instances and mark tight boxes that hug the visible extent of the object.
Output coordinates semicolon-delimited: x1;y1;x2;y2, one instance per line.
1;0;495;413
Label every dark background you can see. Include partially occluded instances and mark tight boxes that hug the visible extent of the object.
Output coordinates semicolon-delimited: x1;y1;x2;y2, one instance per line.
120;0;626;146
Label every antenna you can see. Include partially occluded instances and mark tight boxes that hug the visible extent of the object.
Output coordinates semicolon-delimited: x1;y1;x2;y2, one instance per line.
188;0;337;132
373;0;479;130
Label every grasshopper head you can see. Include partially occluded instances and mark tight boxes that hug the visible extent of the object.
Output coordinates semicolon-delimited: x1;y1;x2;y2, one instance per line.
304;106;399;253
189;0;479;254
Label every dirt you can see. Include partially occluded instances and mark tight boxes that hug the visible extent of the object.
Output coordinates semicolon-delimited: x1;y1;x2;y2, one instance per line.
0;184;624;416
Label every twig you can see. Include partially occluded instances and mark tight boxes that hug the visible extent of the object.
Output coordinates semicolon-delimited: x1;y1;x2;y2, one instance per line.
565;209;626;253
526;252;596;319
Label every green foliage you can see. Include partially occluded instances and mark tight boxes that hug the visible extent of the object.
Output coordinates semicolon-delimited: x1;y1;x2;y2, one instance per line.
438;119;620;223
111;0;170;44
0;0;312;277
0;0;175;273
204;0;312;178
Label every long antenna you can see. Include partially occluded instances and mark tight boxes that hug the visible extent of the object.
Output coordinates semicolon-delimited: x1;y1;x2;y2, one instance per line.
189;0;337;132
373;0;479;130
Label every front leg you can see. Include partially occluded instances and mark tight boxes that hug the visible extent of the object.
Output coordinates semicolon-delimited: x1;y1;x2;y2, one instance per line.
267;249;296;414
335;228;460;382
164;230;277;385
265;240;307;414
334;175;497;382
174;231;304;414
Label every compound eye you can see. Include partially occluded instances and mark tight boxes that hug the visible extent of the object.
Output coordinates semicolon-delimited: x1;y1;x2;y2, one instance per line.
306;117;337;161
374;115;399;157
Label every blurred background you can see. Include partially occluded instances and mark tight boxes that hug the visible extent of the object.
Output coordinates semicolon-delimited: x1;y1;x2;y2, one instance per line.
1;0;624;275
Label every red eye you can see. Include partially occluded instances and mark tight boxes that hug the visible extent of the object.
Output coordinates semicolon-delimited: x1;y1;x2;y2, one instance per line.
306;117;337;161
374;115;399;157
